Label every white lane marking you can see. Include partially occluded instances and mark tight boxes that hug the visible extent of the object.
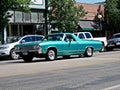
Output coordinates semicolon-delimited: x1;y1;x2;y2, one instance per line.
102;84;120;90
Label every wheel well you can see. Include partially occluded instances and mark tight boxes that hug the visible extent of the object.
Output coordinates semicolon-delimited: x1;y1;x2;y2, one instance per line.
48;47;57;55
101;41;105;46
86;47;93;51
10;48;14;55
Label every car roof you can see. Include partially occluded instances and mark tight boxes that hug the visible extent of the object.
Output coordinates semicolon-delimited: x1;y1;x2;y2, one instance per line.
48;33;73;35
23;34;44;36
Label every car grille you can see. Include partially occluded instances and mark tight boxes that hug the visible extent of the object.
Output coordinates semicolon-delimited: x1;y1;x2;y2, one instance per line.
20;46;34;51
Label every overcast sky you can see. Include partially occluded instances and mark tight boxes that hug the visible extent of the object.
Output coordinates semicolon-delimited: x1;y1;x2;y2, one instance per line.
75;0;105;4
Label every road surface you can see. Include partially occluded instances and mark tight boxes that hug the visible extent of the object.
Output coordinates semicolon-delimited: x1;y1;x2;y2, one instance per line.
0;50;120;90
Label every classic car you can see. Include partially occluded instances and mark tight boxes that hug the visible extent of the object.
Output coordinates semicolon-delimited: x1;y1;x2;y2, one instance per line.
0;35;44;60
14;33;102;62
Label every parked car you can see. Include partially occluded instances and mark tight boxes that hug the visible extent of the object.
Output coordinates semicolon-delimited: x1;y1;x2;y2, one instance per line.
14;33;102;62
106;33;120;51
74;32;108;52
0;35;44;60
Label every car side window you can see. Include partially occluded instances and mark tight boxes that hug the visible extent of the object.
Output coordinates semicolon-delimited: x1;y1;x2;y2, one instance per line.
32;36;43;41
36;36;43;41
114;34;120;38
79;33;85;39
31;36;36;41
22;36;32;42
85;33;91;38
65;34;76;41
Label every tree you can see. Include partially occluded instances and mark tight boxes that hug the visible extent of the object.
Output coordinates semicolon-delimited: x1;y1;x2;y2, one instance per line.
48;0;87;32
105;0;120;34
0;0;31;43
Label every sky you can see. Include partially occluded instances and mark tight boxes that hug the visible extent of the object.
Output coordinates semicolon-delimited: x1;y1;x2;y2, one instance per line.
75;0;105;4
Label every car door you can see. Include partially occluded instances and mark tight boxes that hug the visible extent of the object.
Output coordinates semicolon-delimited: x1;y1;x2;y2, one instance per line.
63;34;80;55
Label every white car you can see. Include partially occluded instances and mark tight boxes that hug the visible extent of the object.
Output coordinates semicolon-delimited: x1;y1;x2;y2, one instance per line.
0;35;44;60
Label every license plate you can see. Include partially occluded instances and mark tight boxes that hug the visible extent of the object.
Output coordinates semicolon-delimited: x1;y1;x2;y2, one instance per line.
22;51;28;55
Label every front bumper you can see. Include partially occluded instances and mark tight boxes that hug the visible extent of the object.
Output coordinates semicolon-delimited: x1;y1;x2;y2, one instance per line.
0;50;10;56
107;42;120;48
15;49;43;56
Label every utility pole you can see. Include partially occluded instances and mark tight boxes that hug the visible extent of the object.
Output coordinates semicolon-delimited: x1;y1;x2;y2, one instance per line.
45;0;48;35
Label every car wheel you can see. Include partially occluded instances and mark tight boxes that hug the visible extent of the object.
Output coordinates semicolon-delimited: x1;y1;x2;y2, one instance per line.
22;55;33;62
10;49;19;60
45;49;56;61
84;47;93;57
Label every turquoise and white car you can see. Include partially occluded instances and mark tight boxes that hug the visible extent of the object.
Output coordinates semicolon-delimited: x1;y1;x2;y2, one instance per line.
14;33;102;62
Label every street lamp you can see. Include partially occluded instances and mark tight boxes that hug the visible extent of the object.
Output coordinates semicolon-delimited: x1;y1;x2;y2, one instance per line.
98;14;102;36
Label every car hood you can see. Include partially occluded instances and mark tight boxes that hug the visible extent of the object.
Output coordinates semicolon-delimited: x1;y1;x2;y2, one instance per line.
15;41;62;47
0;42;18;48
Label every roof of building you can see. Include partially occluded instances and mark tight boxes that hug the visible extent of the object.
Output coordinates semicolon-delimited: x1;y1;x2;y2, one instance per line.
75;3;104;20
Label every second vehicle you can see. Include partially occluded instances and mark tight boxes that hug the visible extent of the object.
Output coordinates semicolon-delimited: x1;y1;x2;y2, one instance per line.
0;35;44;60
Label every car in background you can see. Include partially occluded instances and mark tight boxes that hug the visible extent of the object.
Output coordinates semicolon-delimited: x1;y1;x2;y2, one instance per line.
0;35;44;60
106;33;120;51
14;33;102;62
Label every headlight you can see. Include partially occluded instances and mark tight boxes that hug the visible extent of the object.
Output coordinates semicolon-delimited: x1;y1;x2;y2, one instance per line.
0;46;9;49
33;45;41;49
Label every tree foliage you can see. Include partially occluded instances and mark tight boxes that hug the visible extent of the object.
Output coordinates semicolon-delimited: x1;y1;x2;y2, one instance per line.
0;0;31;32
105;0;120;33
48;0;87;32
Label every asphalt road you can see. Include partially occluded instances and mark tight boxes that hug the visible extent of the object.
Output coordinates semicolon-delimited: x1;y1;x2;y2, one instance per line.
0;50;120;90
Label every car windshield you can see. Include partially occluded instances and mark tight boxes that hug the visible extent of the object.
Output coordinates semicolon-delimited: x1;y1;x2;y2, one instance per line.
43;34;63;41
114;34;120;38
6;37;21;44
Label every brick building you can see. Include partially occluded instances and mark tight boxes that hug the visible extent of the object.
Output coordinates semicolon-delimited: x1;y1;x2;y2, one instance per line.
76;2;106;37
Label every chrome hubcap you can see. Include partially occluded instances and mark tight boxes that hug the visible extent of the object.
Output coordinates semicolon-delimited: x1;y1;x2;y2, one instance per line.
48;50;55;60
11;51;19;59
87;48;92;56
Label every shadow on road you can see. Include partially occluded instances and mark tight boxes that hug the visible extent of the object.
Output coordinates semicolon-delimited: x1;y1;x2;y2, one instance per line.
3;55;84;64
0;48;120;64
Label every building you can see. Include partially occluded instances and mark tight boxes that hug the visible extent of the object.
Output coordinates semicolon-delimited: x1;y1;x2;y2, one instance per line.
1;1;106;44
76;3;106;37
1;0;47;44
